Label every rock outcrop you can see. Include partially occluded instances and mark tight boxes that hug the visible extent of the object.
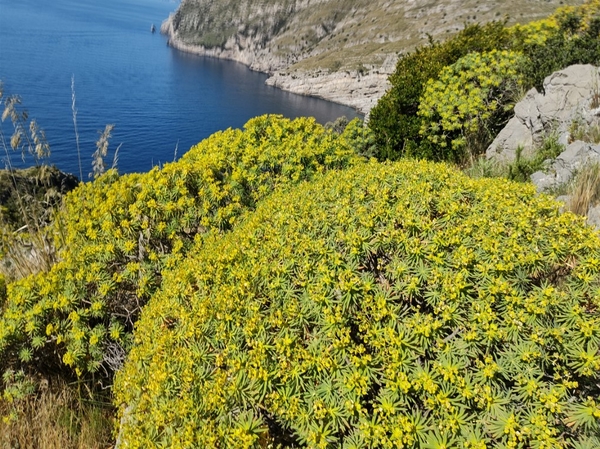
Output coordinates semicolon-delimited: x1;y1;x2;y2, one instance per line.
529;141;600;192
265;69;392;116
488;64;600;229
530;139;600;229
486;64;600;162
161;6;290;74
160;1;398;115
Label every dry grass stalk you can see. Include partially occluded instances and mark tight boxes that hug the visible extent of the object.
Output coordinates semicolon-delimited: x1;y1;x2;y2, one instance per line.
0;381;114;449
0;84;58;281
72;75;84;181
91;124;115;179
567;162;600;216
0;229;56;281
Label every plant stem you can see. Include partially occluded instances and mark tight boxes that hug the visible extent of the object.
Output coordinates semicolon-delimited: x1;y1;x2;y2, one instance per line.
71;75;83;181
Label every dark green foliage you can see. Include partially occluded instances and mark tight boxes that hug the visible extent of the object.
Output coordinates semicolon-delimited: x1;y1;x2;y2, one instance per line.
507;133;565;182
517;18;600;91
0;166;78;229
368;21;511;161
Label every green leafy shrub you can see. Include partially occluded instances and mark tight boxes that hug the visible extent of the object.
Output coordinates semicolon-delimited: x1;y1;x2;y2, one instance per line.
417;50;525;163
115;159;600;448
368;21;511;161
339;118;377;159
505;133;566;183
512;1;600;91
0;115;361;384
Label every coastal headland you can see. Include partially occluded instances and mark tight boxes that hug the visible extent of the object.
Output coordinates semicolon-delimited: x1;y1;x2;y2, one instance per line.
160;0;583;115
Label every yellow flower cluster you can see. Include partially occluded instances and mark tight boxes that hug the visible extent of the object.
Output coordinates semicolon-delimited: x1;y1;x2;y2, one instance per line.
114;159;600;448
510;19;559;46
550;0;600;33
510;0;600;45
0;115;361;379
418;50;525;162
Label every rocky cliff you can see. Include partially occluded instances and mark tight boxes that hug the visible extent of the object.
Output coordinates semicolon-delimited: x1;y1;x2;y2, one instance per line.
163;0;582;114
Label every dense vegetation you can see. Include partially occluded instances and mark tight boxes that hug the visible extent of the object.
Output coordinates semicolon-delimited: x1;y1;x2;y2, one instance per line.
368;21;512;161
1;2;600;448
369;1;600;162
0;115;361;386
115;160;600;448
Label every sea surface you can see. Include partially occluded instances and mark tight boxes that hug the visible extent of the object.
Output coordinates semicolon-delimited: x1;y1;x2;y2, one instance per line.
0;0;360;177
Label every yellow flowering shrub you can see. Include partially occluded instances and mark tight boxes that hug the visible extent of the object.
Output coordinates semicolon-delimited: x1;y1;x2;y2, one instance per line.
550;0;600;34
418;50;525;163
115;160;600;448
368;21;511;161
0;115;361;381
510;18;559;47
510;0;600;90
370;0;599;163
510;0;600;48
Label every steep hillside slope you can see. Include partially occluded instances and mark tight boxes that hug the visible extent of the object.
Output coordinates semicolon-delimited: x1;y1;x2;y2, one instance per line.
162;0;585;113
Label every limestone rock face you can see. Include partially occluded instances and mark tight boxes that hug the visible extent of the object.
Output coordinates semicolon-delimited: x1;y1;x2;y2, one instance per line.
530;141;600;192
161;2;396;115
161;2;293;74
487;64;600;162
265;70;390;116
530;140;600;230
587;203;600;229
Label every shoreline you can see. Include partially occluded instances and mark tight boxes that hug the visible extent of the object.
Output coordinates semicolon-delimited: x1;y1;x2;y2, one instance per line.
161;14;392;116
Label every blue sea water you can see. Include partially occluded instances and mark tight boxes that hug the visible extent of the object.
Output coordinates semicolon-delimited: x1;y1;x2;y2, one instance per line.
0;0;360;176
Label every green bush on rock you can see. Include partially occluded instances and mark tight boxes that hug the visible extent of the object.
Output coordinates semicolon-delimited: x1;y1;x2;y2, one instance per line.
115;160;600;448
512;1;600;90
417;50;525;163
0;115;361;384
